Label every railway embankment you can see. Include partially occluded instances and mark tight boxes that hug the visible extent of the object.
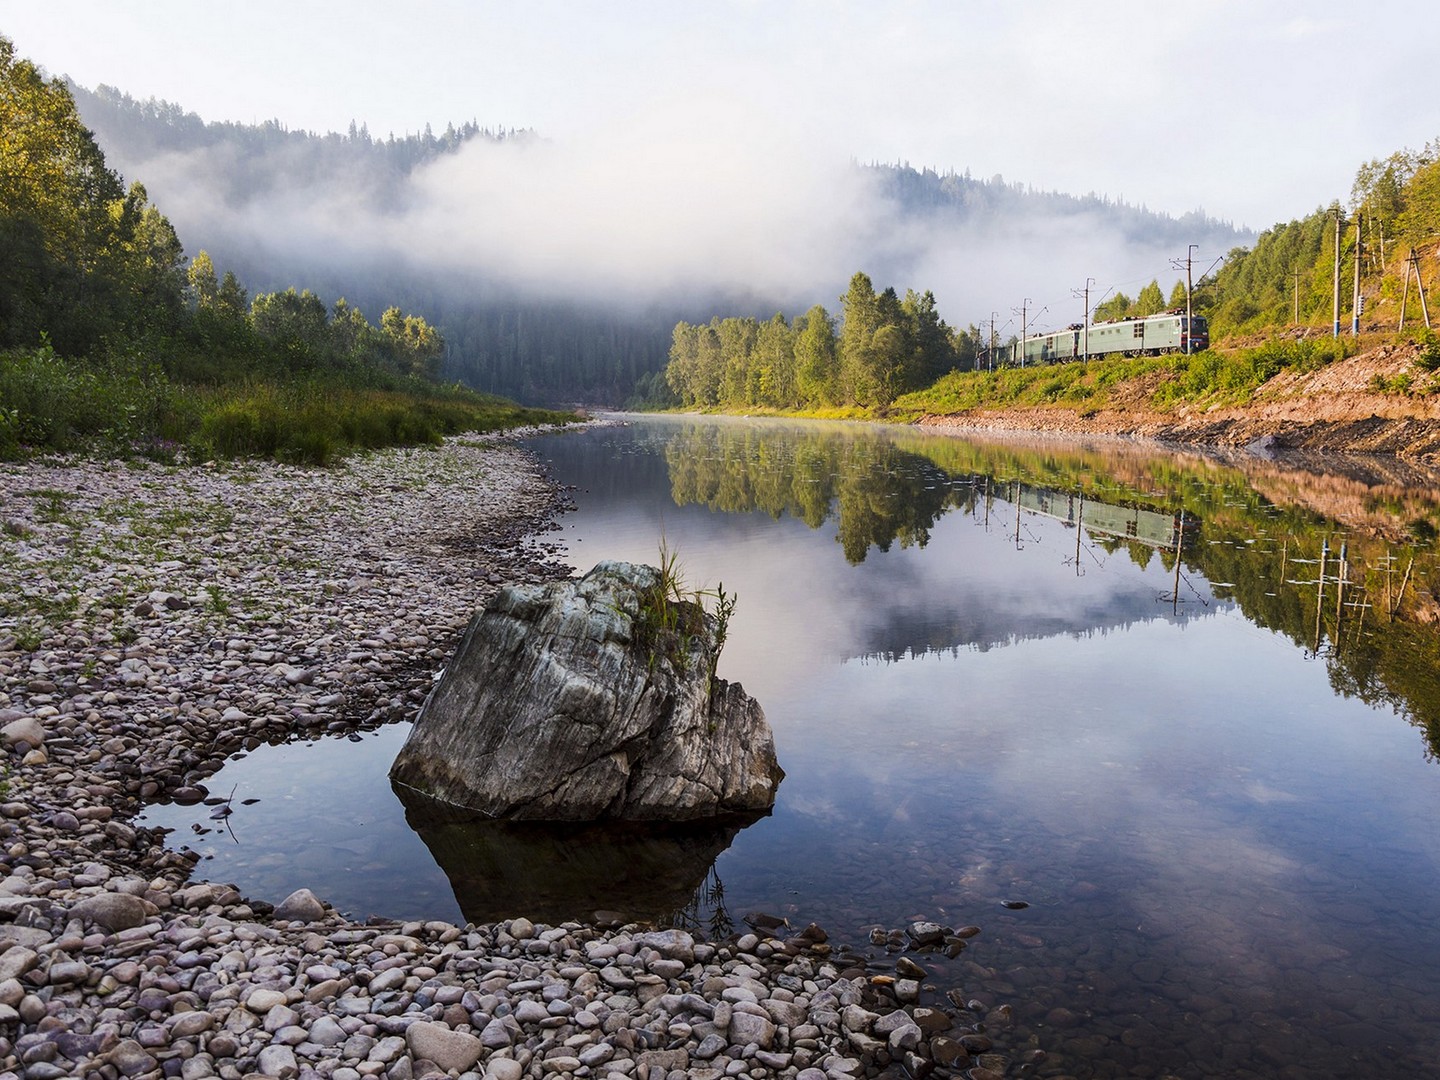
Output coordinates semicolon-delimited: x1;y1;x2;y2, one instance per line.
916;338;1440;459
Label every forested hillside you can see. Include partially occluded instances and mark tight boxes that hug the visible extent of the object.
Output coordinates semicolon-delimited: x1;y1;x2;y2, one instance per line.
70;83;1247;405
0;36;562;463
1199;139;1440;335
664;273;973;411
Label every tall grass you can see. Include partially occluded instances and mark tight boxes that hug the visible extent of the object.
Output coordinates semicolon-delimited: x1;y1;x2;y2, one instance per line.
0;342;572;464
894;335;1365;418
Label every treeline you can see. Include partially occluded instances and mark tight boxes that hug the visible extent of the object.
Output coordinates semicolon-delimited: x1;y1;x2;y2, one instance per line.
180;253;444;384
872;164;1242;248
664;273;979;411
70;82;524;212
1092;279;1190;322
0;36;560;462
1199;138;1440;335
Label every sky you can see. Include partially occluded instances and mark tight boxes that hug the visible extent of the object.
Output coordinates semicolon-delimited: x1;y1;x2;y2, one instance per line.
5;0;1435;230
4;0;1437;330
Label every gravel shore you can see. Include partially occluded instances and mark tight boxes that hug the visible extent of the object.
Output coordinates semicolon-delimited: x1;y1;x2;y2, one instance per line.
0;435;1009;1080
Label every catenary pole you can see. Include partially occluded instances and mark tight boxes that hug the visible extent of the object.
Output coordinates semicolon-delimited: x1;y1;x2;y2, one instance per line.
1332;208;1343;337
1351;217;1362;336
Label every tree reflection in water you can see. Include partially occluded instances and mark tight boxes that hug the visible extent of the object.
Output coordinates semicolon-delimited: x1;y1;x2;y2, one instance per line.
655;418;1440;760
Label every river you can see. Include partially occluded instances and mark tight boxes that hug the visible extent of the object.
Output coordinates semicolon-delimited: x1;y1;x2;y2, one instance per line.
143;416;1440;1078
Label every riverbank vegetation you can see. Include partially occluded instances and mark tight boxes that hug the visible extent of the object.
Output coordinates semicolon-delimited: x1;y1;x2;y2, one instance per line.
661;272;978;412
0;35;569;464
892;334;1384;418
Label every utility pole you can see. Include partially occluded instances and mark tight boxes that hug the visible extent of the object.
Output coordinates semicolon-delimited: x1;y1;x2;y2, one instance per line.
989;312;998;371
1331;207;1344;338
1169;245;1198;353
1072;278;1095;362
1186;244;1196;352
1399;248;1432;331
1012;299;1032;367
1351;217;1363;336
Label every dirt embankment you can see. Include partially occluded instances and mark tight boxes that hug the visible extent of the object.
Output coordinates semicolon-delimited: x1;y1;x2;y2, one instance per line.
918;340;1440;459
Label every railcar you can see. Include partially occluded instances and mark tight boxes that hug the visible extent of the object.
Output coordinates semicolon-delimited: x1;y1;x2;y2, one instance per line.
1008;311;1208;366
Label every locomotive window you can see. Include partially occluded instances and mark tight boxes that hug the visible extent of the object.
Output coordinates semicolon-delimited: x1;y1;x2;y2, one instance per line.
1133;322;1144;338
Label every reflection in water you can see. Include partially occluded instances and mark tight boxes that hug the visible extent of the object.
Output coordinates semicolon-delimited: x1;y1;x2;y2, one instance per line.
665;422;969;563
394;783;753;926
646;416;1440;760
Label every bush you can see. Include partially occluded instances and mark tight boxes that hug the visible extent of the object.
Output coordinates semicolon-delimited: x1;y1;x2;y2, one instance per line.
1416;329;1440;372
1;342;571;466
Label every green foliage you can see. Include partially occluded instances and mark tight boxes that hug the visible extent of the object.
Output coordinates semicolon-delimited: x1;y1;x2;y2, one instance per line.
1203;138;1440;339
894;334;1360;417
632;540;738;691
1090;280;1188;324
0;34;563;463
0;39;188;353
1134;280;1167;317
1415;329;1440;372
0;340;570;465
1093;291;1131;322
633;540;707;676
665;271;965;412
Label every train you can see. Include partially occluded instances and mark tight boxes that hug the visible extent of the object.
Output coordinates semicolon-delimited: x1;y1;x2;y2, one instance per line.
1006;311;1209;366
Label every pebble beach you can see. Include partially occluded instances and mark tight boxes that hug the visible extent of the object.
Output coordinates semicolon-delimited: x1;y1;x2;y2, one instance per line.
0;435;1016;1080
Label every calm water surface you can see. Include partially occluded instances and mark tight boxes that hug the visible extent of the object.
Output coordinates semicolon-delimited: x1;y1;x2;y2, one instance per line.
142;417;1440;1079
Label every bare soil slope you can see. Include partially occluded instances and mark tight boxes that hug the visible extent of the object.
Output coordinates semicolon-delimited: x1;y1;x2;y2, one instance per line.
918;340;1440;458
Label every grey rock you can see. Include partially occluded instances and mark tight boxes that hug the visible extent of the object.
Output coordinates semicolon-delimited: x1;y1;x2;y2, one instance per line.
840;1005;877;1034
886;1021;923;1052
389;561;783;820
485;1060;524;1080
486;1059;527;1080
513;999;549;1024
0;718;44;749
309;1016;348;1047
577;1043;615;1067
256;1043;299;1079
369;967;408;993
46;960;90;985
69;891;151;931
728;1009;776;1049
907;921;945;946
245;987;288;1013
273;888;326;922
405;1022;484;1073
479;1019;513;1048
0;949;38;982
53;1029;118;1060
166;1011;215;1038
693;1033;728;1061
637;929;696;963
107;1039;158;1077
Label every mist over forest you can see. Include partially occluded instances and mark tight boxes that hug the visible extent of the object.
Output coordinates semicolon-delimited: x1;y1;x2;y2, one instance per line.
72;83;1250;404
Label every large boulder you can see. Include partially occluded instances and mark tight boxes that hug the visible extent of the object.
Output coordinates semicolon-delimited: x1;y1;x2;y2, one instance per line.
389;560;783;820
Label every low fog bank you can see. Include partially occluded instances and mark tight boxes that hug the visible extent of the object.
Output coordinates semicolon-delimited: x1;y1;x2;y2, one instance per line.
77;87;1250;399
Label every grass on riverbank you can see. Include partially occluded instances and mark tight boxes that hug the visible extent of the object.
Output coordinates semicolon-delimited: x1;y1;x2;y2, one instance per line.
889;335;1383;420
0;343;574;465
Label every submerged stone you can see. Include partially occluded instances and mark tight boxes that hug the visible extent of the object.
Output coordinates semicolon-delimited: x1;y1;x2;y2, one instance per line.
390;560;783;821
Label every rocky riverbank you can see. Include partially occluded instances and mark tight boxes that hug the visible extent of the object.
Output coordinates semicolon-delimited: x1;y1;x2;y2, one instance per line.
916;337;1440;459
0;435;1015;1080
